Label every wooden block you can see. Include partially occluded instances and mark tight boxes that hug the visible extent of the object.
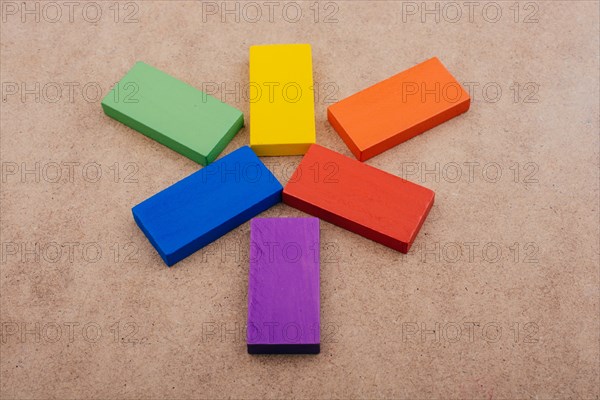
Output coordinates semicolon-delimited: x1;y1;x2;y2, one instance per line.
283;144;434;253
102;62;244;166
249;44;316;156
247;217;320;354
132;146;282;266
328;57;470;161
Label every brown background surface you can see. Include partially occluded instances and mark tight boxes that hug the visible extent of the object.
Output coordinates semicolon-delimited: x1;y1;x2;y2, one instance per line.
1;1;599;399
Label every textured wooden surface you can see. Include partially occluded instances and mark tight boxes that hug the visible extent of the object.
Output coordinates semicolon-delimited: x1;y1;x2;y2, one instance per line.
328;57;470;161
283;144;434;253
247;218;320;354
1;2;598;398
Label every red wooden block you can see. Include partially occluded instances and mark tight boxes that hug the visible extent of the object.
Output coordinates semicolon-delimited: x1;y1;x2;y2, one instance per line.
282;144;434;253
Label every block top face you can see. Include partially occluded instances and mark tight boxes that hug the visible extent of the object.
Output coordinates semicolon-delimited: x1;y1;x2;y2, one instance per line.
283;144;434;247
249;44;316;148
101;62;243;161
132;146;282;257
328;57;470;151
248;217;320;346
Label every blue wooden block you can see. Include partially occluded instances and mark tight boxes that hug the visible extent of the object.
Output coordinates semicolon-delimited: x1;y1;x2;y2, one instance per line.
132;146;282;266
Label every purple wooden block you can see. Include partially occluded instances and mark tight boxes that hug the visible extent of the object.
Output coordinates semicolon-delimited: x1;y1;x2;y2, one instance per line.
247;217;320;354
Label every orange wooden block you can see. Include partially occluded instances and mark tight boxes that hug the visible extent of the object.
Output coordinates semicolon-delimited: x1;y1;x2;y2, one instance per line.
283;144;434;253
328;57;470;161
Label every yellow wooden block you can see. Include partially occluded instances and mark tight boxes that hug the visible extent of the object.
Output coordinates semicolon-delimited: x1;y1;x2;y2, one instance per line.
249;44;316;156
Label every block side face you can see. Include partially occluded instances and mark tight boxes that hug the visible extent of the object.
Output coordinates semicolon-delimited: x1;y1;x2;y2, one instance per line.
132;146;282;265
328;57;470;152
327;107;363;160
247;217;320;346
250;142;311;156
247;344;320;355
283;145;433;250
132;209;170;264
103;62;242;161
206;113;245;164
249;44;316;155
405;191;435;251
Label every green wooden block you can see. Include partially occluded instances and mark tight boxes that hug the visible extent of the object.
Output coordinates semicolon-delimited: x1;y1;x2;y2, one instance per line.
101;62;244;166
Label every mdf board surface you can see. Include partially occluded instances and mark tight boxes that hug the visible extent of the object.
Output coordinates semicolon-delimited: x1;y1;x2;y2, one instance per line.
3;3;599;398
132;146;282;266
247;218;320;354
328;57;470;161
283;144;434;253
249;44;316;156
102;61;244;166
